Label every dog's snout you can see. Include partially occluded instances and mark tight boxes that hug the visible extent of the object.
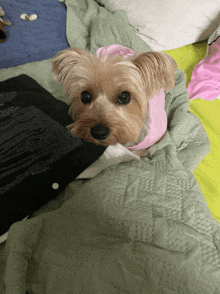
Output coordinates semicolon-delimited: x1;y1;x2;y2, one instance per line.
90;124;110;140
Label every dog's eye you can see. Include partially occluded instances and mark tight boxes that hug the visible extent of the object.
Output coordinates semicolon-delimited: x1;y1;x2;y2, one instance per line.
118;92;130;105
81;91;92;104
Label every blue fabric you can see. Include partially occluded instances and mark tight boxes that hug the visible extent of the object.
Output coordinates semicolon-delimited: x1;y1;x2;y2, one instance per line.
0;0;70;69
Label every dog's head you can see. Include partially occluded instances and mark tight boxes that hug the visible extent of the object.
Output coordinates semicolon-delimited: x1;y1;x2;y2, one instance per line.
52;48;177;146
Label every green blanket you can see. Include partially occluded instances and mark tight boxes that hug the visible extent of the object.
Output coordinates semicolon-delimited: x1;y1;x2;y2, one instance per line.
3;0;220;293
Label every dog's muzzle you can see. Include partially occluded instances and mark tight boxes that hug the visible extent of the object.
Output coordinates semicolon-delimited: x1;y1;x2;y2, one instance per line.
90;124;110;140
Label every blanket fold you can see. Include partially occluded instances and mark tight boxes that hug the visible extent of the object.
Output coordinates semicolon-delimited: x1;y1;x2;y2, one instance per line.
63;0;151;53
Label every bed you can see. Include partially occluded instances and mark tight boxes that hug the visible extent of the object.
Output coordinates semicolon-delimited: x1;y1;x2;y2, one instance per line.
1;0;220;293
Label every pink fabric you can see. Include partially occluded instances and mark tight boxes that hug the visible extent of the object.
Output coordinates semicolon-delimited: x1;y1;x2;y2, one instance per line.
187;38;220;101
94;44;167;151
126;89;167;151
95;44;135;59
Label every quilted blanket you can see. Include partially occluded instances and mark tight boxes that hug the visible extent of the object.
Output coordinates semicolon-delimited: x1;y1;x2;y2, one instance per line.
2;0;220;293
4;68;220;293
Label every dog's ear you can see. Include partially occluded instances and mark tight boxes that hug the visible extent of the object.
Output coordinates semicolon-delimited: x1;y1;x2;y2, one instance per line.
52;47;91;84
132;52;178;96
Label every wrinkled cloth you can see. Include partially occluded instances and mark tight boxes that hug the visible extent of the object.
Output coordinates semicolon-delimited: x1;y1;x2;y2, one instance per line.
2;1;218;294
3;69;216;294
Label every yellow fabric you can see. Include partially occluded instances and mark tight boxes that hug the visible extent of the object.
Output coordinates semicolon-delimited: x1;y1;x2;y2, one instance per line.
189;99;220;222
163;40;207;87
162;41;220;222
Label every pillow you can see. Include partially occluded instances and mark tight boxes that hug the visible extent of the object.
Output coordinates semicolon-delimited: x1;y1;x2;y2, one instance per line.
96;0;220;51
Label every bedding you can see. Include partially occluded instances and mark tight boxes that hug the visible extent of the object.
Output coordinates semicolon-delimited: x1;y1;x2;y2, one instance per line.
4;69;220;293
187;24;220;222
1;0;220;293
96;0;220;51
187;23;220;101
164;26;220;224
162;41;220;225
189;99;220;223
0;0;69;69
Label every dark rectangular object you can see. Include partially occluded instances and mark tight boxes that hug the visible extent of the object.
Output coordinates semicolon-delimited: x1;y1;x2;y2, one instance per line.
0;75;106;235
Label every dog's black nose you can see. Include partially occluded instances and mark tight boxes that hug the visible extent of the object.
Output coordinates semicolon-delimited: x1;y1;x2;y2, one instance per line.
90;124;110;140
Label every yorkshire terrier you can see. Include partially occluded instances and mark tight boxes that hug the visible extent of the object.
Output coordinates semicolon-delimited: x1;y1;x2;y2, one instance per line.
52;45;177;158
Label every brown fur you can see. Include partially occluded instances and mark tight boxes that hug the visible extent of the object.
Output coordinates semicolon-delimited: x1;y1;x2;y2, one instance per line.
52;48;177;151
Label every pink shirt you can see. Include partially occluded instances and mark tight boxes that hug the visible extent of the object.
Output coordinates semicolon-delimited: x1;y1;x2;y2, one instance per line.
94;44;167;151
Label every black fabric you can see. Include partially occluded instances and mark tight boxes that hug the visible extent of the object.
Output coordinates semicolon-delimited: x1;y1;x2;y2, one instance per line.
0;30;6;41
0;75;107;235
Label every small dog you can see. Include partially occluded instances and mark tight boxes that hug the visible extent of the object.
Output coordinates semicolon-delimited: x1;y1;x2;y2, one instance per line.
52;46;177;157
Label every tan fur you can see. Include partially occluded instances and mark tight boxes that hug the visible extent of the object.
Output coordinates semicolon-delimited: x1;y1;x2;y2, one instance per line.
52;47;177;154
